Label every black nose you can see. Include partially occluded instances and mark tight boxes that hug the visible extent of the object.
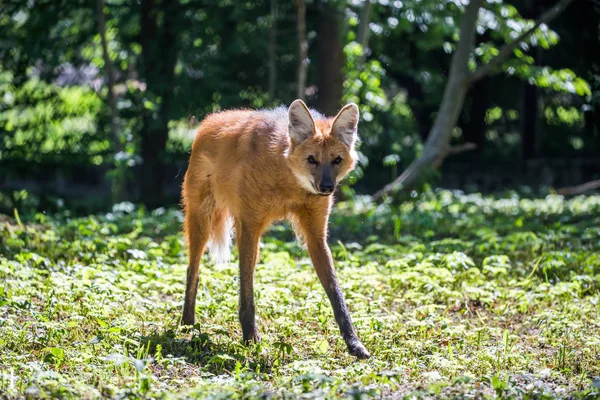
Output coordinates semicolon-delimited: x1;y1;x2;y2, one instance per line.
319;183;334;193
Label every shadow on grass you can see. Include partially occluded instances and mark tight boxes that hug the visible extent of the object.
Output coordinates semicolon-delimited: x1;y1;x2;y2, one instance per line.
139;326;279;375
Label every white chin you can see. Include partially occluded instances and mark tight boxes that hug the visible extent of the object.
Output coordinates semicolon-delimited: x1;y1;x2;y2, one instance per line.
293;172;318;194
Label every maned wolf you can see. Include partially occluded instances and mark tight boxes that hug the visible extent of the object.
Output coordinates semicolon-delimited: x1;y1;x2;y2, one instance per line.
181;99;369;359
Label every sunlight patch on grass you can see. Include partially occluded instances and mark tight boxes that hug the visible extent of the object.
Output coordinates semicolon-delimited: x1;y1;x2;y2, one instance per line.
1;192;599;398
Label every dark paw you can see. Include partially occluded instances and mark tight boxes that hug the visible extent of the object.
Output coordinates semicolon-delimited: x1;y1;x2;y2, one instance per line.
181;313;195;326
243;329;261;344
348;342;370;359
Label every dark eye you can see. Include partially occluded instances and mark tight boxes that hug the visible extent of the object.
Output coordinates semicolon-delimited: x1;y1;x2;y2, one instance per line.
332;156;342;165
307;155;319;165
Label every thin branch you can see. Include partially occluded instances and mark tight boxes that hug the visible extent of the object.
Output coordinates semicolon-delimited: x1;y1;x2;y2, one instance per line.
96;0;119;152
97;0;125;201
357;0;373;68
295;0;308;101
268;0;278;99
431;143;477;167
447;142;478;156
557;179;600;195
467;0;576;84
357;0;373;49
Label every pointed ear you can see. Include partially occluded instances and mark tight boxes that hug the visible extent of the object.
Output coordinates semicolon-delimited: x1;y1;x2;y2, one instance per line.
332;103;359;148
288;99;315;144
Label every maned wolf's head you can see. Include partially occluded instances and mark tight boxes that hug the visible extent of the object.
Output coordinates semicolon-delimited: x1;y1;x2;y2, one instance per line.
287;99;359;196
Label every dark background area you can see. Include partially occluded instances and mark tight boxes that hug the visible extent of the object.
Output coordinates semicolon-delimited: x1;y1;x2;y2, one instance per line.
0;0;598;213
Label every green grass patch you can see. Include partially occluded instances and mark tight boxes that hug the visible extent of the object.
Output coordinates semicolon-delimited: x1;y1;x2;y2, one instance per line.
1;191;600;398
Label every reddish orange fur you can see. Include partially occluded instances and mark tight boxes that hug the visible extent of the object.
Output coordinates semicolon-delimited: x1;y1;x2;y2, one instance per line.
183;113;353;231
180;100;370;359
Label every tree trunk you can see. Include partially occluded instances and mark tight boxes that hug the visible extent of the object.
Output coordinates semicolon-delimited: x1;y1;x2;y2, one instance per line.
373;0;575;200
268;0;278;99
373;0;483;199
520;0;541;164
579;2;600;144
316;2;345;116
594;105;600;139
295;0;307;101
357;0;373;68
520;67;539;161
96;0;124;201
462;78;489;152
139;0;180;207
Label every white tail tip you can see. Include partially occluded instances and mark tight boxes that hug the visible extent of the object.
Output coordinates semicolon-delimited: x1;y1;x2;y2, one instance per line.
207;216;233;264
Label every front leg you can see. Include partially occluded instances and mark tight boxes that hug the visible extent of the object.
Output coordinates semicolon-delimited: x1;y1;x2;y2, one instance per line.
236;219;262;343
296;209;370;359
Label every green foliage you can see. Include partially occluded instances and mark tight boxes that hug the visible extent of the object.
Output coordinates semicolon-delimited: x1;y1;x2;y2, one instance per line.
1;192;600;398
360;0;596;187
511;66;591;97
0;71;105;165
2;0;598;197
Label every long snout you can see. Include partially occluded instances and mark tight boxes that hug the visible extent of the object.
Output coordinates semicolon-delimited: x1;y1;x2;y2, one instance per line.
318;166;335;195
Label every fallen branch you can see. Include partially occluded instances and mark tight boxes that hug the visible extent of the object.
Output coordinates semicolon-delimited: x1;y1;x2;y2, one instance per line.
448;142;478;155
372;0;576;201
557;179;600;195
432;143;478;168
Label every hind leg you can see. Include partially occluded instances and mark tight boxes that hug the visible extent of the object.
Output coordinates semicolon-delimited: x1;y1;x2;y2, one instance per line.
181;179;214;326
182;209;210;325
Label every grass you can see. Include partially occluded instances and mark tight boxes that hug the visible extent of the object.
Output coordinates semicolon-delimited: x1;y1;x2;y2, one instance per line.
1;190;600;399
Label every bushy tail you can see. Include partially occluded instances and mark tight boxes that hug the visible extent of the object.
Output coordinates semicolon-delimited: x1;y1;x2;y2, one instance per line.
207;213;234;264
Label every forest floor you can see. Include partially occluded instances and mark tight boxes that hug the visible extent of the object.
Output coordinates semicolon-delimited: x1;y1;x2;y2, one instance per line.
1;191;599;399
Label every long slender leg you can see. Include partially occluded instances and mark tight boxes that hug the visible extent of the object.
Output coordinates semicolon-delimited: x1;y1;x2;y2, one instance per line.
236;219;262;343
181;211;210;325
295;207;370;359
